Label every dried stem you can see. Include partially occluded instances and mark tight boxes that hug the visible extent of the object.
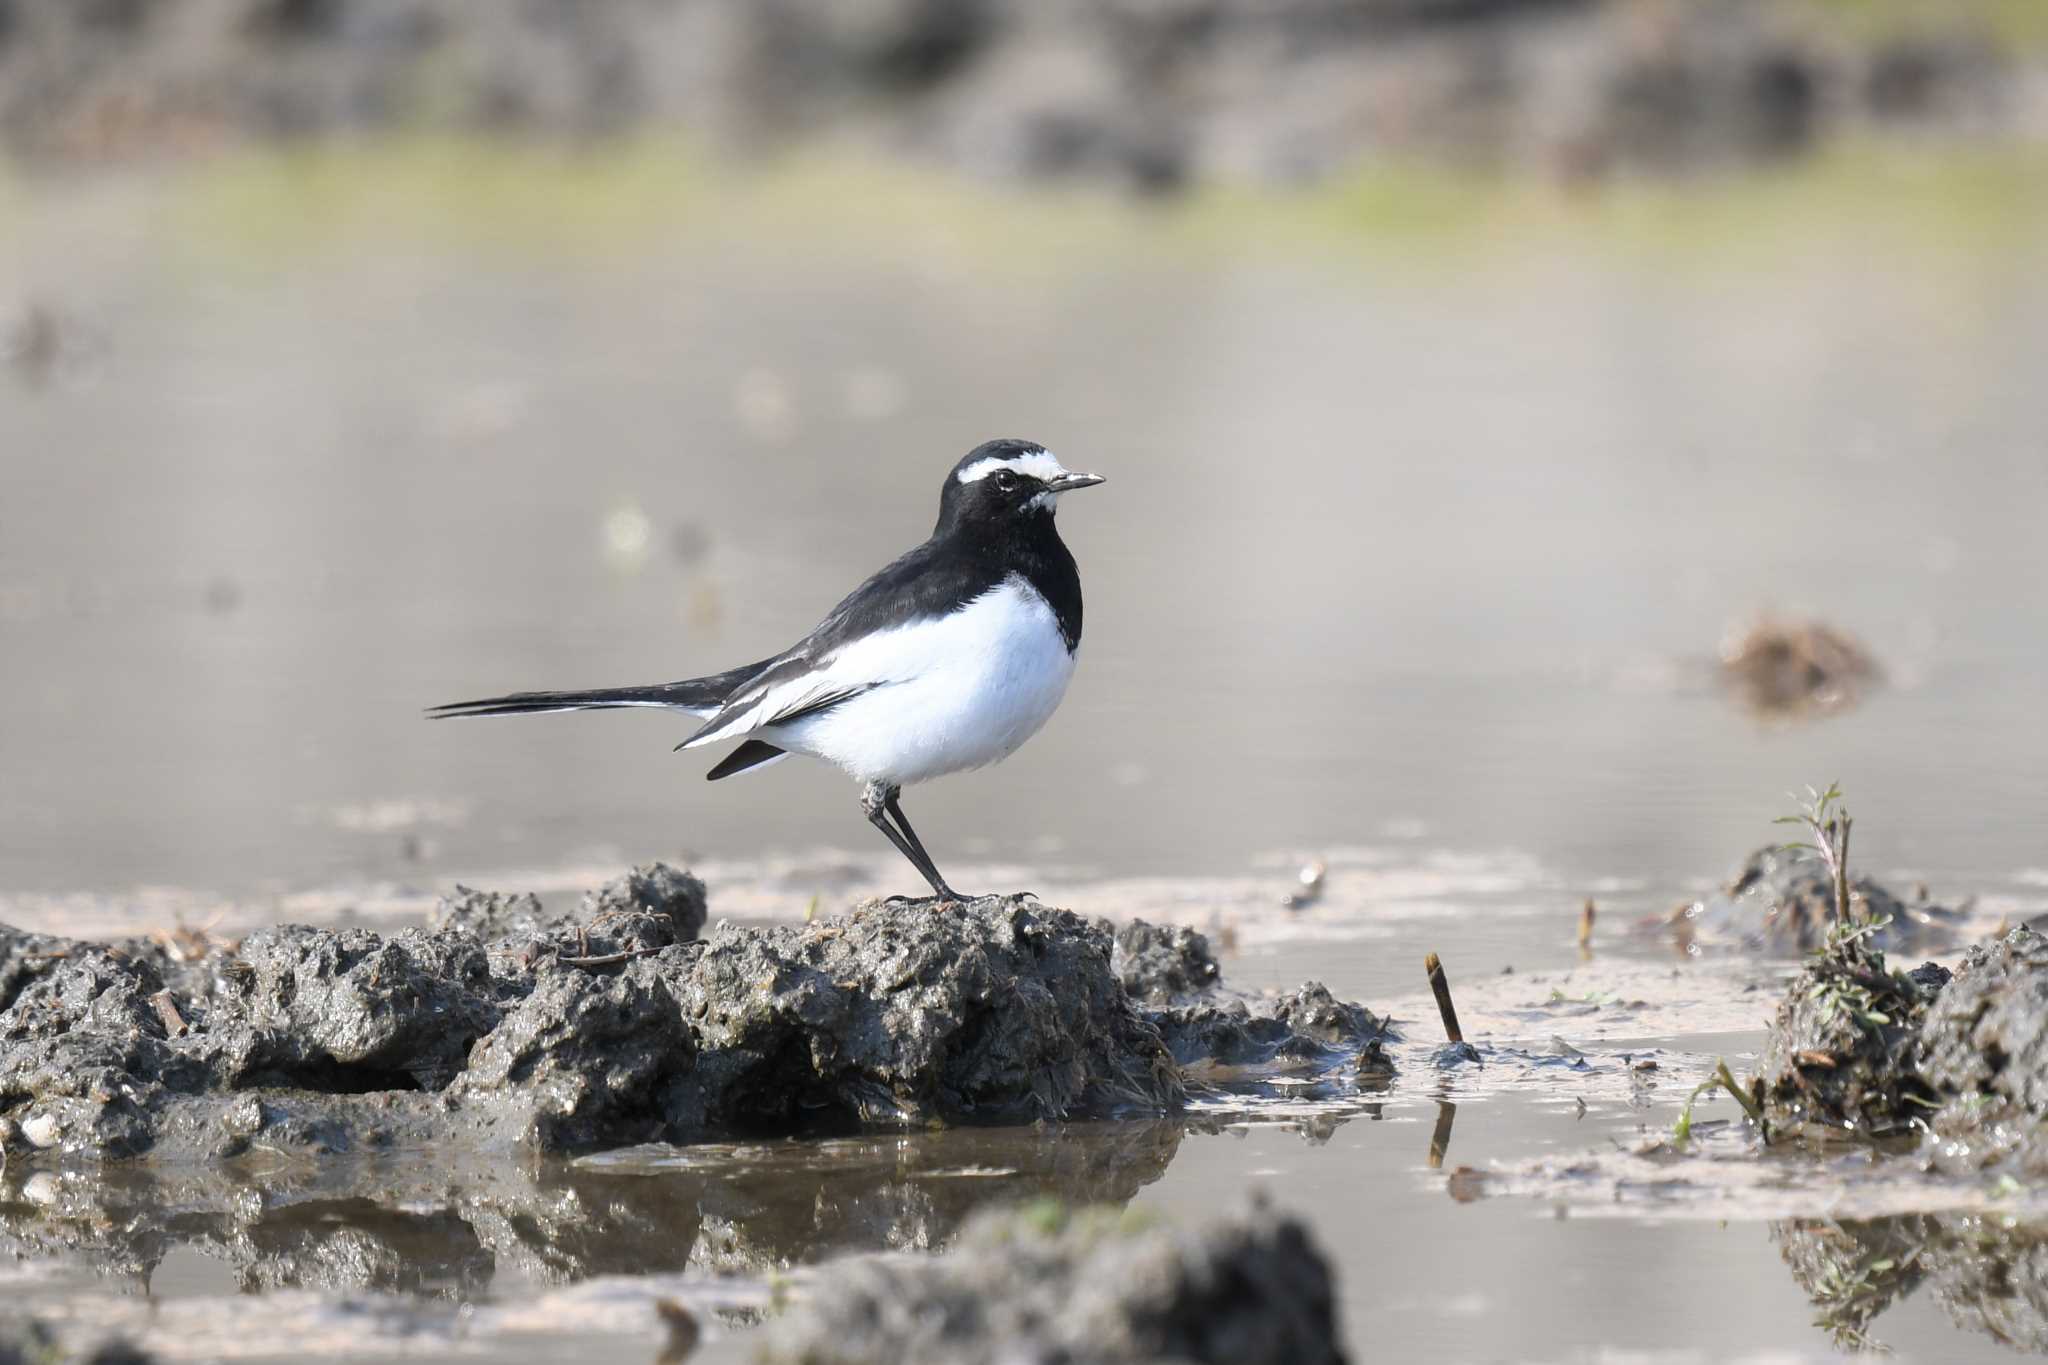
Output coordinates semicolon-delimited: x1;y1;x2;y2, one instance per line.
1424;952;1464;1044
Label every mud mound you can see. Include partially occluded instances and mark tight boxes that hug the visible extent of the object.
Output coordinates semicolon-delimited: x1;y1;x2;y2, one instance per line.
0;883;1205;1162
1755;925;1946;1137
758;1201;1346;1365
1757;924;2048;1163
1920;926;2048;1169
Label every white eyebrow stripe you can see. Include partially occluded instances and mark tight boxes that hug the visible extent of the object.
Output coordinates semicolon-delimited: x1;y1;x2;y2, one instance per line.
956;451;1069;485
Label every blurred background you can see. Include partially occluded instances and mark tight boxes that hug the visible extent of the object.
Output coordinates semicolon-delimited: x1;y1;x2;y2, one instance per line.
3;0;2046;918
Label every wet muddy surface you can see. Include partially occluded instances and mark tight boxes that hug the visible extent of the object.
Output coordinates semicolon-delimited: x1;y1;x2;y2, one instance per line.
7;854;2048;1361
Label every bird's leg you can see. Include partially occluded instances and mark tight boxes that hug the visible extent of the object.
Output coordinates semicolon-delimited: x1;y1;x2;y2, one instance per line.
884;791;983;904
861;782;968;904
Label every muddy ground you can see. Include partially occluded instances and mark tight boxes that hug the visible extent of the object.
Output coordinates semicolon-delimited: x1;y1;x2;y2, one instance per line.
8;847;2048;1362
0;870;1392;1164
1;876;1389;1363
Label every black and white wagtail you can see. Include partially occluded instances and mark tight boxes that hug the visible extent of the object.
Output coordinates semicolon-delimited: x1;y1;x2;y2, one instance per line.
430;439;1105;903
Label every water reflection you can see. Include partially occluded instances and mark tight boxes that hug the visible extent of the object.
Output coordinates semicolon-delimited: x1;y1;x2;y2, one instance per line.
1775;1211;2048;1355
0;1122;1186;1299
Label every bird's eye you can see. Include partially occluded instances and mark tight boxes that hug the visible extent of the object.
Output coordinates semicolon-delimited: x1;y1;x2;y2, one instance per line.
995;471;1020;491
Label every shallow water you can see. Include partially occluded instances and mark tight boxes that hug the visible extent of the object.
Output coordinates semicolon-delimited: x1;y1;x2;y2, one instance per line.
5;146;2048;1361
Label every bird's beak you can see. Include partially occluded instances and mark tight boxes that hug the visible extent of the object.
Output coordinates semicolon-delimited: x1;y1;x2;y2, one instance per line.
1047;472;1106;493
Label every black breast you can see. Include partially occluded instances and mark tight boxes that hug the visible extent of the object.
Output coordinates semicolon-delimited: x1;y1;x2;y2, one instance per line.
1010;523;1083;652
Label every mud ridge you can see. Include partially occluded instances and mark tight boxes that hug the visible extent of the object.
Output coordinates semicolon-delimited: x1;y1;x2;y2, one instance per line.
0;873;1389;1162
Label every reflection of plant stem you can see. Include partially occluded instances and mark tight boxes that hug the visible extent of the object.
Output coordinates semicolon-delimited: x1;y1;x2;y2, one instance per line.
1427;1100;1456;1169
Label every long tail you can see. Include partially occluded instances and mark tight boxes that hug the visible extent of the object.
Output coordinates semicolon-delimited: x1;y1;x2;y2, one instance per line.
427;658;775;721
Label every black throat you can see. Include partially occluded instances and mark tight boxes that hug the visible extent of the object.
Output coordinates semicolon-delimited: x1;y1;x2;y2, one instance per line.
945;509;1084;653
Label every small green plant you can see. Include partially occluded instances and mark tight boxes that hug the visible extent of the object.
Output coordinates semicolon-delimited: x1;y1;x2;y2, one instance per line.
1673;1059;1765;1143
1775;781;1858;925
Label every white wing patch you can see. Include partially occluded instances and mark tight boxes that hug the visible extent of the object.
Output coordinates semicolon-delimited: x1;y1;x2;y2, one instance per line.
956;451;1069;485
681;575;1078;787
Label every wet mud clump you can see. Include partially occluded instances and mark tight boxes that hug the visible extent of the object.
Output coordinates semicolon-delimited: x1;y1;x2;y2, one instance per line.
429;862;708;958
1107;919;1220;1003
1919;926;2048;1169
1107;920;1394;1080
1663;844;1974;955
1755;922;1948;1137
1757;924;2048;1161
656;897;1183;1132
0;880;1210;1162
758;1202;1346;1365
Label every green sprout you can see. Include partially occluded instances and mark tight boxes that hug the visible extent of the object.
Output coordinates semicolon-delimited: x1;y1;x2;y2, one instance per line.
1774;781;1858;925
1673;1059;1766;1144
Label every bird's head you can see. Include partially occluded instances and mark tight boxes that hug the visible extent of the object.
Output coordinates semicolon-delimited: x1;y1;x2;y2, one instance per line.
937;439;1105;534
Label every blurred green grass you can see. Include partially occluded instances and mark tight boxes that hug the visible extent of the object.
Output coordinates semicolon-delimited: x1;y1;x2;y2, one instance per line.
2;133;2042;275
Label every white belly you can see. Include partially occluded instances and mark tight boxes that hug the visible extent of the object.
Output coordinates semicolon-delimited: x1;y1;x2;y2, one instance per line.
769;575;1077;787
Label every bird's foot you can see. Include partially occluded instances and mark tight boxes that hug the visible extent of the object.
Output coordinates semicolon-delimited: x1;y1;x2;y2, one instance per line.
884;890;988;909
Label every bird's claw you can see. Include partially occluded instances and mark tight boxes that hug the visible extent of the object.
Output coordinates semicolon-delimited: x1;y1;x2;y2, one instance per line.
884;891;988;909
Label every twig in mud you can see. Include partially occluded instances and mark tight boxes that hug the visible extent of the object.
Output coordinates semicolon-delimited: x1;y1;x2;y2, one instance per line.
21;951;71;962
1673;1058;1766;1144
149;989;188;1038
1424;952;1464;1044
557;946;665;968
1577;898;1596;951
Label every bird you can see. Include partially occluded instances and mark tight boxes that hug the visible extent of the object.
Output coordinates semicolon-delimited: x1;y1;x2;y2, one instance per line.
429;439;1105;904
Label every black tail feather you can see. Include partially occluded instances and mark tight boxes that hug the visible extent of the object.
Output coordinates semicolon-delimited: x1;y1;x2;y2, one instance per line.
427;684;688;718
428;657;777;720
705;739;787;780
